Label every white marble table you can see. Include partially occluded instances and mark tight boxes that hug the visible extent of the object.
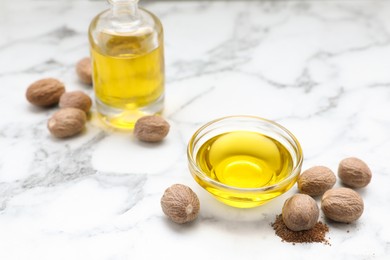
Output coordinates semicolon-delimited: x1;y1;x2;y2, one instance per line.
1;0;390;259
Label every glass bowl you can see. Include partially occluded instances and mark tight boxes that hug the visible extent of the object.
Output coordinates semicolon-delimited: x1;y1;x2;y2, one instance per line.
187;115;303;208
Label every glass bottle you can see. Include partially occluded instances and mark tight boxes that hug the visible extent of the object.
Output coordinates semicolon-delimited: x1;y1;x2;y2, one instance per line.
89;0;164;129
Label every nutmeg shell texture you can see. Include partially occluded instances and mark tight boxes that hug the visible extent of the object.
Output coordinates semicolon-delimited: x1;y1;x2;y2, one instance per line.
282;194;319;231
59;91;92;113
161;184;200;224
47;108;87;138
321;187;364;223
76;57;92;85
134;115;170;142
298;166;336;196
26;78;65;107
338;157;372;188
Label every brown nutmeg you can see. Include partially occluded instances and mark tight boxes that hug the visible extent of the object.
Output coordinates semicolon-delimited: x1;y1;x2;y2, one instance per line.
76;57;92;85
338;157;372;188
282;194;319;231
161;184;200;224
26;78;65;107
298;166;336;196
47;108;87;138
59;91;92;113
321;187;364;223
134;115;170;142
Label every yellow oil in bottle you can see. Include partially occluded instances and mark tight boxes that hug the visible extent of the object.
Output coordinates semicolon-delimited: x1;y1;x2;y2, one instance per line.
90;31;164;129
195;131;294;207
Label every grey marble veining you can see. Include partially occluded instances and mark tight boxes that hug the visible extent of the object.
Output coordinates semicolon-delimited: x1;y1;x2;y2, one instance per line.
1;0;390;259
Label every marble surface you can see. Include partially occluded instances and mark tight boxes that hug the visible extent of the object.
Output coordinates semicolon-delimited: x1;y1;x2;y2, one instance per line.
1;0;390;259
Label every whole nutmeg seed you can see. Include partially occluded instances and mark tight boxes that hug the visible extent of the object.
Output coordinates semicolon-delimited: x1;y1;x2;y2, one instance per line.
321;187;364;223
76;57;92;85
59;91;92;113
338;157;372;188
26;78;65;107
282;194;319;231
161;184;200;224
134;115;170;142
47;108;87;138
298;166;336;196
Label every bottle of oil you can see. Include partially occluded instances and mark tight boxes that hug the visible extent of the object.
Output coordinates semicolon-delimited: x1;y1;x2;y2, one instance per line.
89;0;164;129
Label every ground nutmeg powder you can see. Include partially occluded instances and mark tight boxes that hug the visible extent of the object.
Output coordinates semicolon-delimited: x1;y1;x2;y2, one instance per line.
272;214;330;245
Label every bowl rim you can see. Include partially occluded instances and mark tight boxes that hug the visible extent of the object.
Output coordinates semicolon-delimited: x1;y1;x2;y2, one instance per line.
187;115;303;193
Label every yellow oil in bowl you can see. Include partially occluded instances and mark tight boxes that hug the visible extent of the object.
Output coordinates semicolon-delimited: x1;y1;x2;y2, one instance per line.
196;131;293;189
187;116;302;208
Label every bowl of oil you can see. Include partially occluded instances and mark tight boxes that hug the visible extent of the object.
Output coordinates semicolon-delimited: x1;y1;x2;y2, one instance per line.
187;115;303;208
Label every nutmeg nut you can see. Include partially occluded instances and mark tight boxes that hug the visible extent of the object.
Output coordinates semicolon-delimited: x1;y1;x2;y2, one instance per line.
59;91;92;113
47;108;87;138
338;157;372;188
134;115;170;142
161;184;200;224
76;57;92;85
321;187;364;223
282;194;319;231
298;166;336;196
26;78;65;107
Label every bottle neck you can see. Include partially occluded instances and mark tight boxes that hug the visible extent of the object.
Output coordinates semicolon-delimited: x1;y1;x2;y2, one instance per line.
110;0;140;23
